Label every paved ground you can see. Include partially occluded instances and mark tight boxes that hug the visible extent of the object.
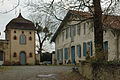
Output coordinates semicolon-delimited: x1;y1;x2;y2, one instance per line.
0;66;74;80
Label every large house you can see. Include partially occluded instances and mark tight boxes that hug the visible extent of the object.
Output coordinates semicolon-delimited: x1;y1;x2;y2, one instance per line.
51;10;120;64
0;13;36;65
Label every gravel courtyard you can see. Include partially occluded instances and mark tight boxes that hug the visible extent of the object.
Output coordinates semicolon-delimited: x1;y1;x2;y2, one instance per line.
0;66;74;80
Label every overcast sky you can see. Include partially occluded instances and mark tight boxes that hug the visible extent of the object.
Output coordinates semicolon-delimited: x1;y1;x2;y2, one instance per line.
0;0;32;39
0;0;55;53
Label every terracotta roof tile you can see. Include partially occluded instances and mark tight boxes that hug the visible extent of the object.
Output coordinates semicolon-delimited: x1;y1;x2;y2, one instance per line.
70;10;120;30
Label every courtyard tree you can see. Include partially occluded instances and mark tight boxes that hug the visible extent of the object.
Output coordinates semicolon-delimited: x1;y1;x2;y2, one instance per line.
29;15;54;62
26;0;120;60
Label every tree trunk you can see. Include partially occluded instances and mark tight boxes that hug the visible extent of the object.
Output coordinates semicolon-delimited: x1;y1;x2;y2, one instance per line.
93;0;104;53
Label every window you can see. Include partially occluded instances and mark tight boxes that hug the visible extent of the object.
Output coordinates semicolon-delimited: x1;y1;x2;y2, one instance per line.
13;52;17;57
83;42;87;56
66;28;69;39
29;53;32;57
89;41;93;56
22;31;24;34
77;24;81;35
70;26;72;37
14;31;16;33
83;23;86;35
29;32;32;34
29;36;32;41
13;36;17;40
77;44;81;58
20;35;26;44
62;32;64;41
64;48;68;59
73;25;76;36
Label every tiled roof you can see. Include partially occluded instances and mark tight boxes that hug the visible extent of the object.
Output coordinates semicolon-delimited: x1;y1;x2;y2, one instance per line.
51;10;120;42
70;10;120;30
6;13;35;30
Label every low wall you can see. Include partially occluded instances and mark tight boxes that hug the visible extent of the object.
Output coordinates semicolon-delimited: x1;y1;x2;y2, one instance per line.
78;62;120;80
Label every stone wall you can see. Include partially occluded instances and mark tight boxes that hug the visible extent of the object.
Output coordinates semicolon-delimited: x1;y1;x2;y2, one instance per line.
78;62;120;80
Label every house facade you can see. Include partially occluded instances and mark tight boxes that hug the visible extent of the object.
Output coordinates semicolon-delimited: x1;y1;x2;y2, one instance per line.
51;10;120;64
0;13;36;65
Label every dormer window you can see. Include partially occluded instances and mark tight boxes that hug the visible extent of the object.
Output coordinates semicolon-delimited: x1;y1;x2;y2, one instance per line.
20;35;26;44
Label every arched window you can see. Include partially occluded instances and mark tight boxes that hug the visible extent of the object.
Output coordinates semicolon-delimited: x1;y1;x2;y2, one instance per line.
14;31;16;33
13;52;17;57
29;53;32;57
29;36;32;41
20;35;26;44
13;36;17;40
29;32;32;34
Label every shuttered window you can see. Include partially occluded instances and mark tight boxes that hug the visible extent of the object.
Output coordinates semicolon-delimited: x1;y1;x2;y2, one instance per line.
77;44;81;58
64;48;68;59
83;42;87;56
61;48;63;61
57;49;59;60
89;41;93;56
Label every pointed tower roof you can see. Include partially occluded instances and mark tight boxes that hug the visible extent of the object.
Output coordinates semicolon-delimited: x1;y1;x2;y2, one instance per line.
6;13;35;30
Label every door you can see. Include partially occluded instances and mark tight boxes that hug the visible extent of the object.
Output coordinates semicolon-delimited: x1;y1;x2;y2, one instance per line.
71;46;75;64
20;52;26;65
0;51;4;65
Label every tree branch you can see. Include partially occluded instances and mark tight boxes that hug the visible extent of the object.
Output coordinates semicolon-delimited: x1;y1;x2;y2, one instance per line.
0;0;20;14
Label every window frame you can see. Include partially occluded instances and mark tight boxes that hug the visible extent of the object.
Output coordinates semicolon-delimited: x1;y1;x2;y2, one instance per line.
13;35;17;40
20;34;26;44
29;53;33;57
13;52;17;57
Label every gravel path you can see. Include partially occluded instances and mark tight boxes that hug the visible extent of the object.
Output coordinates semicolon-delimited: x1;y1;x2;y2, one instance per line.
0;66;73;80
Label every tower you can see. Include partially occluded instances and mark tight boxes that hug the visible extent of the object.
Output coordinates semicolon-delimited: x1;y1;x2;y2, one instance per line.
5;13;36;65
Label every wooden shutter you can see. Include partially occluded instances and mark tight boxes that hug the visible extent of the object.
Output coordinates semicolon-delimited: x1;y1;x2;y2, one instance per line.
90;41;93;56
57;49;59;60
83;42;87;56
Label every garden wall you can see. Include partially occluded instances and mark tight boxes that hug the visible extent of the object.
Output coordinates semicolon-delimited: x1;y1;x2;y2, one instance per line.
78;62;120;80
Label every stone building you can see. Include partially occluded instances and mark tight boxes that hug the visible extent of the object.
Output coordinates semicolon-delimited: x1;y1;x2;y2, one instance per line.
51;10;120;64
0;13;36;65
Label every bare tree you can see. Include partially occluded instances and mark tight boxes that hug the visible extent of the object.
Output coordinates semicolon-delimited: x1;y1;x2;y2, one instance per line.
0;0;20;14
29;15;55;62
26;0;120;60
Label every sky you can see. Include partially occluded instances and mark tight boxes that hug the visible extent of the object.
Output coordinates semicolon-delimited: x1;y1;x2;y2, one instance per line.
0;0;55;52
0;0;30;39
